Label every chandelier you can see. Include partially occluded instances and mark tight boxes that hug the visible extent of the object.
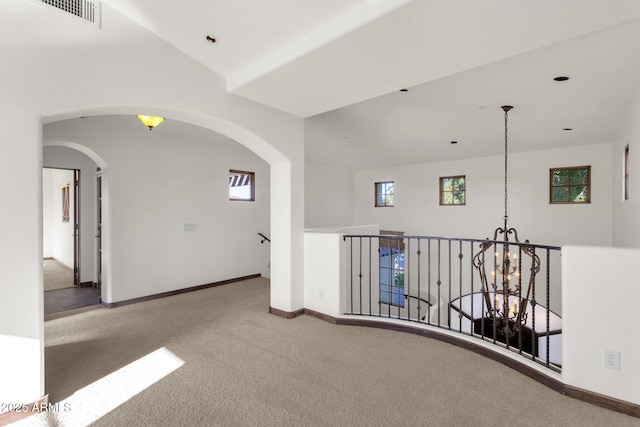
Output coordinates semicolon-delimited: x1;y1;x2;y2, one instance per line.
472;106;540;338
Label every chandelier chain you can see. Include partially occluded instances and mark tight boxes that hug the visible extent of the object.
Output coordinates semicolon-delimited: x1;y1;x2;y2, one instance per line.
504;107;509;228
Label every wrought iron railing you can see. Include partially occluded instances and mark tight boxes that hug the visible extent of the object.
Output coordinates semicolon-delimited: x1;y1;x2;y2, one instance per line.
343;234;562;372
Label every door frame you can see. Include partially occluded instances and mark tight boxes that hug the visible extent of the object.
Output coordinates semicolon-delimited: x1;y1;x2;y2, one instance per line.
43;166;81;287
73;168;80;287
96;168;102;289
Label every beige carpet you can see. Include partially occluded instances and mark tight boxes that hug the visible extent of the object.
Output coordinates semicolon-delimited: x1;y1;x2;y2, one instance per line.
43;258;74;291
14;277;640;426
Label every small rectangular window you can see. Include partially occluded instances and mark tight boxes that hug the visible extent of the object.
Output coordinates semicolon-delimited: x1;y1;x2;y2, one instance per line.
375;181;394;207
624;145;630;201
439;175;465;205
549;166;590;204
229;170;255;201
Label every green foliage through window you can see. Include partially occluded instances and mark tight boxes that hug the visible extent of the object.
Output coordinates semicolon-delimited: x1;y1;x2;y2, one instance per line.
550;166;590;204
440;175;465;205
375;181;394;207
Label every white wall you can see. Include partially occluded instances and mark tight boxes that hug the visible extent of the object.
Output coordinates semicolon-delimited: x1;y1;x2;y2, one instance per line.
45;118;271;303
0;108;44;406
612;85;640;247
304;143;612;321
44;147;98;284
562;245;640;405
354;143;613;248
304;225;379;317
305;162;355;228
1;2;304;407
43;168;75;269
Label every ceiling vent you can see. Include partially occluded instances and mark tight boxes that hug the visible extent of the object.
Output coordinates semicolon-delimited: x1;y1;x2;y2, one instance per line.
37;0;101;28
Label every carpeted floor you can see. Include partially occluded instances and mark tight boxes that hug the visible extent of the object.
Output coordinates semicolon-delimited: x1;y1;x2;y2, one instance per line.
13;277;640;426
43;258;74;291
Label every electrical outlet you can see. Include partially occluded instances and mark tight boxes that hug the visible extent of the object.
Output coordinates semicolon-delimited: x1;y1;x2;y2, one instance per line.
603;349;620;370
319;288;324;298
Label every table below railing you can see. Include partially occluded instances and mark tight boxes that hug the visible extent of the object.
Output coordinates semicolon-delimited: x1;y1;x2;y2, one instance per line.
450;292;562;368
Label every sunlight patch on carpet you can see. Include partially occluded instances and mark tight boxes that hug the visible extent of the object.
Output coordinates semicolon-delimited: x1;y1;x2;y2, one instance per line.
14;347;184;426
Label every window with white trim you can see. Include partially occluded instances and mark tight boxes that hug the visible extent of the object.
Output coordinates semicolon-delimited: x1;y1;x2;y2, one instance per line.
229;170;255;201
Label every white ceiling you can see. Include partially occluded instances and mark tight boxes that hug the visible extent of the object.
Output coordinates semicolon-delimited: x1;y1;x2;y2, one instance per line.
7;0;640;169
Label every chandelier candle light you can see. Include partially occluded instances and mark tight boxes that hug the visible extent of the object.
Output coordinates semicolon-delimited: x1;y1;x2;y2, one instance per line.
472;106;540;338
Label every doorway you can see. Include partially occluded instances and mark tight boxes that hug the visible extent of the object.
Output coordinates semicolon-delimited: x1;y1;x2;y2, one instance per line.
43;167;101;315
43;167;79;291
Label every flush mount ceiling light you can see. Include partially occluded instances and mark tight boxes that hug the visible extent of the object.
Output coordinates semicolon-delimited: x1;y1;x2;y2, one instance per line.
136;115;165;130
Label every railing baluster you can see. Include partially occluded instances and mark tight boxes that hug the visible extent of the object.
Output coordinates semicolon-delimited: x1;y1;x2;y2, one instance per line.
457;240;463;333
406;238;411;321
469;241;474;336
480;244;486;339
492;243;497;344
546;248;551;368
428;239;432;325
349;237;353;315
517;245;523;355
377;237;381;318
530;247;537;363
368;237;372;316
397;236;402;320
447;239;452;329
359;237;363;315
437;239;442;328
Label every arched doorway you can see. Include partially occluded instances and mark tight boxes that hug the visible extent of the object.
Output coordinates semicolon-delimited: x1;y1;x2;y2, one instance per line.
44;141;109;308
43;107;303;314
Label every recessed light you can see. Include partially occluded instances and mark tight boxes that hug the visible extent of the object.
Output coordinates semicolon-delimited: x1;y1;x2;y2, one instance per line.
563;128;573;131
206;35;217;44
399;88;408;92
554;76;570;81
450;140;458;144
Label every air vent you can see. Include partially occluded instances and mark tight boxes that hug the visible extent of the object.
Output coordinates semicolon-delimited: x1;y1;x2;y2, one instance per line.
37;0;101;28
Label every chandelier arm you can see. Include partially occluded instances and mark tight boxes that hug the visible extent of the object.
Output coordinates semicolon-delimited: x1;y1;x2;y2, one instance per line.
518;245;541;317
481;265;496;315
473;241;498;314
507;227;519;242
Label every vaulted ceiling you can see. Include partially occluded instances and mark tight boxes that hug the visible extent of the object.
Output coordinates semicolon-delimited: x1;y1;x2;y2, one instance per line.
6;0;640;169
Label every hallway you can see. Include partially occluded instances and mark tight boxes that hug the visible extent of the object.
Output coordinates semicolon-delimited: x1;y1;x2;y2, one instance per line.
44;287;101;316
